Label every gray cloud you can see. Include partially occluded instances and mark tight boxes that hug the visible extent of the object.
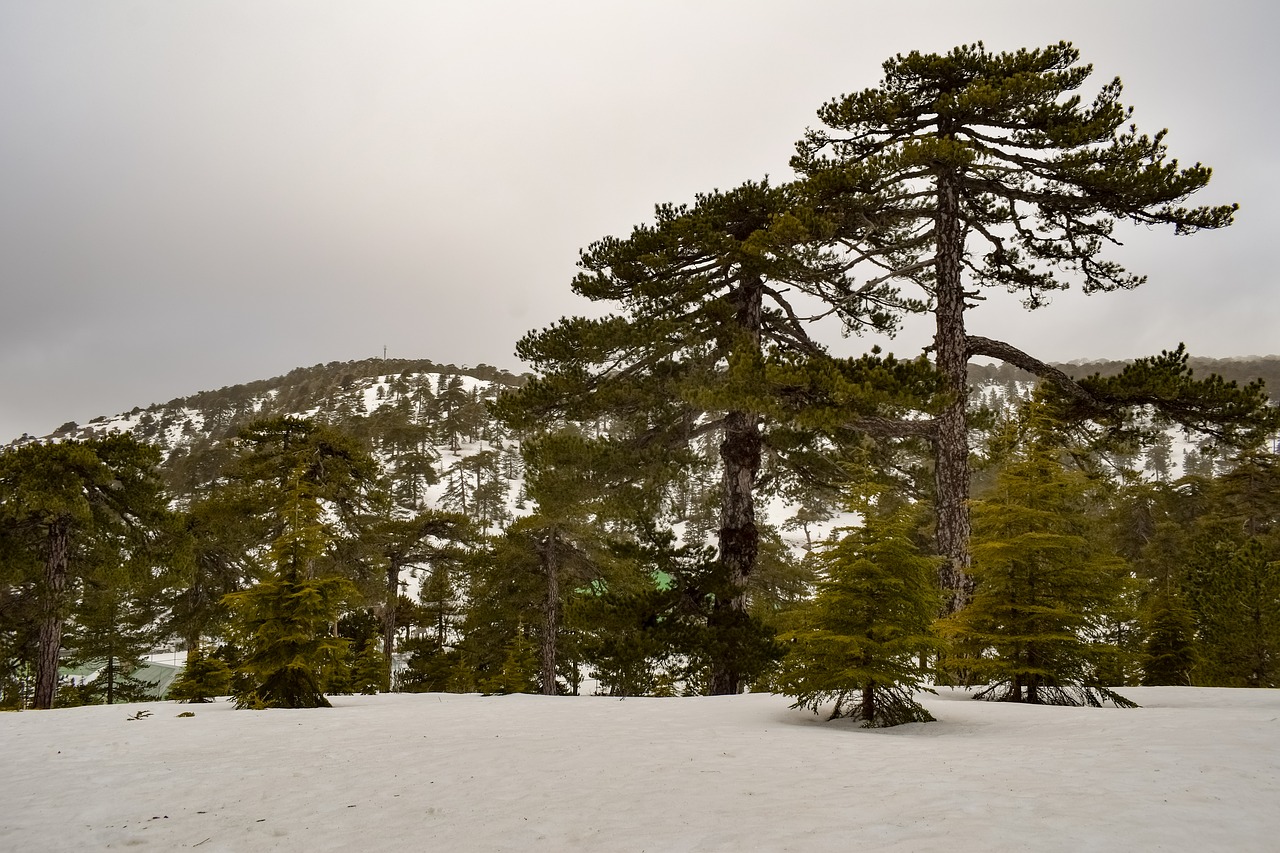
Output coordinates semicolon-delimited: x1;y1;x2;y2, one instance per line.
2;1;1276;441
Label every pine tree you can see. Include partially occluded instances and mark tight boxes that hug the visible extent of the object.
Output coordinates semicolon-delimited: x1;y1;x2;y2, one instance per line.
793;41;1267;610
941;415;1137;706
497;180;885;694
220;417;379;709
0;433;169;709
167;646;232;703
778;505;940;727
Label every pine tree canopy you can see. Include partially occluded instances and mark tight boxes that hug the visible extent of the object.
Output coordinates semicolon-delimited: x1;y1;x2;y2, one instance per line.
787;41;1267;609
794;41;1236;310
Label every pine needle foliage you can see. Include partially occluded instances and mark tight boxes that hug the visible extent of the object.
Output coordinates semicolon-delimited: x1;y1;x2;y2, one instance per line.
224;576;353;709
779;505;940;727
167;646;232;703
792;41;1260;611
942;411;1138;707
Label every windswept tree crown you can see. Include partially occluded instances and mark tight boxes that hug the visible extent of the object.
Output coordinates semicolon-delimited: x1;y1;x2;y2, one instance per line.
793;40;1237;310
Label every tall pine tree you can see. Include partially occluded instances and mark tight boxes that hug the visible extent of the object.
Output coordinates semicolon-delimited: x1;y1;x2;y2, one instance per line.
793;42;1266;610
498;180;892;694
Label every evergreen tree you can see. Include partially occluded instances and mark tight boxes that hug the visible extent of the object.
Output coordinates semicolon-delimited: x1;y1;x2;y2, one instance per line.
481;627;539;695
0;433;168;709
778;504;940;727
167;646;232;703
0;535;39;709
1105;477;1205;686
941;414;1137;706
1140;589;1197;686
350;637;385;695
1186;537;1280;688
369;510;470;690
498;180;886;694
224;575;353;708
438;375;469;451
220;417;380;709
167;490;264;668
62;545;168;705
1180;452;1280;687
794;41;1266;610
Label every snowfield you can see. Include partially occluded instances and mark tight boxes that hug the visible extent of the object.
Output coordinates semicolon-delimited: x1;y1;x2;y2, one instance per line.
2;688;1277;852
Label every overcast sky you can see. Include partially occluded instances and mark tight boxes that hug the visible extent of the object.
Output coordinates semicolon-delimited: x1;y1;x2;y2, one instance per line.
2;1;1276;442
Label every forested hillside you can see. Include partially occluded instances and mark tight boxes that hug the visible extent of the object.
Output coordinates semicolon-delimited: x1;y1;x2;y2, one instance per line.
2;350;1276;714
4;42;1280;719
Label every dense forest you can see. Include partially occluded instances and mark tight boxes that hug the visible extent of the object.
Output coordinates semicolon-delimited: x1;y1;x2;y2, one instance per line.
1;349;1275;715
3;43;1279;723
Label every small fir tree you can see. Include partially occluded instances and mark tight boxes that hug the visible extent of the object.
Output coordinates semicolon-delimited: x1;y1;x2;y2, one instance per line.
778;505;940;727
168;647;233;703
350;638;385;695
1140;590;1197;686
941;419;1138;707
1188;538;1280;688
480;629;539;695
224;576;352;708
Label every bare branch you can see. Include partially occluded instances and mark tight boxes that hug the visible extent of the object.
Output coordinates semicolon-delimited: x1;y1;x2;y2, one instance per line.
842;416;938;440
965;335;1099;406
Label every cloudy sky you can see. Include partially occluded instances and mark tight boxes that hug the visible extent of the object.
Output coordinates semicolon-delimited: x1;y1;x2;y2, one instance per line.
2;1;1276;442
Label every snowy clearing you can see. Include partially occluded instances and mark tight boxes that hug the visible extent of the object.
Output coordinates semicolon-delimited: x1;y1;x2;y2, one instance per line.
2;687;1277;852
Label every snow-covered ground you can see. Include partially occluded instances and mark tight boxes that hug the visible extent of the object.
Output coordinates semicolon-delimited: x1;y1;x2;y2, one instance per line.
2;688;1276;852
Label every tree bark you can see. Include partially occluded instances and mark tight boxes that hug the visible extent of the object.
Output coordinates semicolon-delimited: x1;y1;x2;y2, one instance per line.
932;168;974;613
383;559;401;691
709;276;765;696
710;408;762;695
540;533;560;696
34;519;71;710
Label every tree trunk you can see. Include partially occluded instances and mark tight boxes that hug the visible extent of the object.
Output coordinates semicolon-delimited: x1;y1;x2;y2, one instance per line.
383;559;400;691
710;409;762;695
932;169;973;613
540;533;560;696
34;520;71;710
709;276;764;696
104;653;115;705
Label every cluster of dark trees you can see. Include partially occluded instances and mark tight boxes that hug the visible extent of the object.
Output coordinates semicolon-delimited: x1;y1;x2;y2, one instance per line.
493;42;1275;716
0;363;526;711
2;43;1277;722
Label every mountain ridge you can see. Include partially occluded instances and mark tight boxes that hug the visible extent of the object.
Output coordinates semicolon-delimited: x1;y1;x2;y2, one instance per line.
12;354;1279;449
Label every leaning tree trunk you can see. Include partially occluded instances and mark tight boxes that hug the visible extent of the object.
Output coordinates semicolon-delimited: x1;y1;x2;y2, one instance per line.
540;532;560;696
709;276;765;696
932;168;974;614
34;520;71;710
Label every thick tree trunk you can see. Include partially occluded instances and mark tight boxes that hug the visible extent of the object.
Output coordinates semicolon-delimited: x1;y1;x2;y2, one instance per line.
710;409;762;695
540;534;560;696
932;169;974;613
709;276;765;696
34;520;71;710
383;559;400;690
